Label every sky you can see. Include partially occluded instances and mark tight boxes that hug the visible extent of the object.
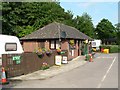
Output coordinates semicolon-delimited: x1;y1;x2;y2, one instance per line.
60;0;119;27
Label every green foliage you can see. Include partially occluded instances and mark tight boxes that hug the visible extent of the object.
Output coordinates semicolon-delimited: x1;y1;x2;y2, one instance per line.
95;19;116;41
73;13;95;38
2;2;66;37
115;23;120;44
110;46;119;53
13;25;34;37
2;2;116;41
41;62;50;70
85;54;90;61
100;45;119;53
2;2;96;38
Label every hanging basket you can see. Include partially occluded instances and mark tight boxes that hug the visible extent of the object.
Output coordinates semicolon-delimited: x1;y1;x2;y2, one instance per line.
37;53;44;58
46;51;52;56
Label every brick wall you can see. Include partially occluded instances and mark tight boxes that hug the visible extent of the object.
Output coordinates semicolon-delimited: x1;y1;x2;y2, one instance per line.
23;41;38;52
61;40;69;50
22;39;82;60
61;40;81;60
45;40;50;49
74;40;79;58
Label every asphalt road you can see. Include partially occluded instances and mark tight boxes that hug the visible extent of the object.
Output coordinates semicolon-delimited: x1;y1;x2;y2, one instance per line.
3;53;118;88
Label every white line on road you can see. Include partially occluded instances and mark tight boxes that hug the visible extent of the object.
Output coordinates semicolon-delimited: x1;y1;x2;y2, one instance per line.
97;57;116;88
96;57;114;59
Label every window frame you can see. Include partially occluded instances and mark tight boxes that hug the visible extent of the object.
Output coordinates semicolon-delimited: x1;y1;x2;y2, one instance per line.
5;43;17;51
50;40;55;49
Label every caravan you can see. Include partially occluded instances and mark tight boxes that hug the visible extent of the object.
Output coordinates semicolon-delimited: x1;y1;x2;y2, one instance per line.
0;34;24;65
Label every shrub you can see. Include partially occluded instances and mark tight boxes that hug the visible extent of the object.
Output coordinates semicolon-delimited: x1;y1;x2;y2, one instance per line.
110;45;119;53
85;54;90;61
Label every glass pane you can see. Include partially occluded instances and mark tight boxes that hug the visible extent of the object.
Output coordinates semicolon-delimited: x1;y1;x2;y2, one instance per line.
51;40;55;49
56;40;60;49
5;43;17;51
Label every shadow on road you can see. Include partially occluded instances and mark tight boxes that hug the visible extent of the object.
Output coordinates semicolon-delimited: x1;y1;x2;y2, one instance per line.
1;79;22;88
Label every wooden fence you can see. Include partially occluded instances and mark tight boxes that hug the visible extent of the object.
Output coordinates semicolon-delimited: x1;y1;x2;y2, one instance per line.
2;50;68;78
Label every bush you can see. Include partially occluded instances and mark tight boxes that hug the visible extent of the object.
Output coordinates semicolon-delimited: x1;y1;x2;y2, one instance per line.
100;45;119;53
85;54;90;61
110;45;119;53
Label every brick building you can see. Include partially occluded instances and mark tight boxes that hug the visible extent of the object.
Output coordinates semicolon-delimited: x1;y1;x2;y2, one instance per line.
21;22;92;60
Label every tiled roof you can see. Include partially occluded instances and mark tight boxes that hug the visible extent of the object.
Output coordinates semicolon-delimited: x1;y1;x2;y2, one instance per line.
21;22;93;40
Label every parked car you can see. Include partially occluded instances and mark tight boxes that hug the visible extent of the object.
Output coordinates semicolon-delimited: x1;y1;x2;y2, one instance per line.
0;34;24;65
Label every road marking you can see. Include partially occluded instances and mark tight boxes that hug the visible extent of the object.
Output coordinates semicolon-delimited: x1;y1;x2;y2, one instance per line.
97;57;116;88
97;57;114;59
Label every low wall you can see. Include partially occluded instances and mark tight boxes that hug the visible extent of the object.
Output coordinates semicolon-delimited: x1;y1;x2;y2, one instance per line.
2;50;68;78
2;51;57;78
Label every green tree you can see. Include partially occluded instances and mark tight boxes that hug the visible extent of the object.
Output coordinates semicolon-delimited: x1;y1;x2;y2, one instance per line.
2;2;67;37
73;13;95;38
2;2;95;39
115;23;120;44
95;19;116;42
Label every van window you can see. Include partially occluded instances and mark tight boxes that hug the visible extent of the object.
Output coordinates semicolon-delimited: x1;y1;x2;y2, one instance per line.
5;43;17;51
92;42;96;47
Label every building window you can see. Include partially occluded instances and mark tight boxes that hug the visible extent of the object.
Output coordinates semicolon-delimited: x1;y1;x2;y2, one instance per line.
50;40;55;49
50;40;61;49
56;40;60;49
5;43;17;51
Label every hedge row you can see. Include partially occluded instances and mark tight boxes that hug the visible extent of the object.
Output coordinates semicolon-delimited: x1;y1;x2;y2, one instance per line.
100;45;119;53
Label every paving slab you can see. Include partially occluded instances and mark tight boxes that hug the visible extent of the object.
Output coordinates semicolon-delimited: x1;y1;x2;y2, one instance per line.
9;56;87;81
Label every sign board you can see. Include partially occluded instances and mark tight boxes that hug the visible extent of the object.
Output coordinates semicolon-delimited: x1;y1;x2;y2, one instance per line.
16;60;21;64
12;56;21;61
12;56;21;64
62;56;68;64
55;55;62;66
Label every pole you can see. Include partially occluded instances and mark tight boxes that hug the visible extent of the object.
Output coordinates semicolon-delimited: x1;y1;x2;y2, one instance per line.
58;23;61;48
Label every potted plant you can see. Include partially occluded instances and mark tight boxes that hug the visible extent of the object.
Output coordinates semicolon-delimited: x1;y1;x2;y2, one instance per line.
46;49;52;56
35;48;44;58
57;48;61;55
69;40;76;49
41;62;50;70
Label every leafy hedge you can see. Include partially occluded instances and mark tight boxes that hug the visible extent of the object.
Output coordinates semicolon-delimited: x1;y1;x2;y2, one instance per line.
100;45;119;53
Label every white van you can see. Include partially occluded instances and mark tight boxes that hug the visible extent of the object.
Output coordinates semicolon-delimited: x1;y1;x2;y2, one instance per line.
92;39;101;50
0;34;24;65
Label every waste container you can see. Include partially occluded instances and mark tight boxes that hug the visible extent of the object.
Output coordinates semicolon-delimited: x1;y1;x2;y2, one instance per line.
103;49;109;54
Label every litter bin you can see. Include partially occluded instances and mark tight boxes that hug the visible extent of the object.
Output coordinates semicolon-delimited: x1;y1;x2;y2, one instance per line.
103;49;109;54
